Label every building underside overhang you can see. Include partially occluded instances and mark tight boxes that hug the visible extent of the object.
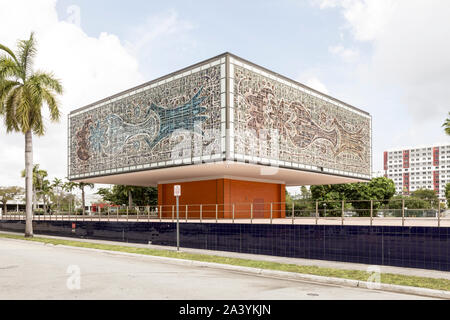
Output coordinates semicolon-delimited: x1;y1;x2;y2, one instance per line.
73;161;369;187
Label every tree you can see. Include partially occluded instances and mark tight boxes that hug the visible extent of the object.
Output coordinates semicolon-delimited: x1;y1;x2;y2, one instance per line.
63;181;77;213
52;178;63;212
21;164;48;212
443;112;450;136
310;177;396;216
0;33;63;237
76;182;94;215
97;185;158;207
445;183;450;203
411;188;438;202
0;186;23;214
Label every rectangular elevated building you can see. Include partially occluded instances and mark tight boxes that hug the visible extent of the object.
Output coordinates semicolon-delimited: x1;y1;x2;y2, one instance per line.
68;53;372;219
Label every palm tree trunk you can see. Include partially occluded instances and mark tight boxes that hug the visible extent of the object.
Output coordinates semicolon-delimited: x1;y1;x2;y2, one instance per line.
128;190;133;208
25;130;33;237
81;186;85;216
33;188;37;212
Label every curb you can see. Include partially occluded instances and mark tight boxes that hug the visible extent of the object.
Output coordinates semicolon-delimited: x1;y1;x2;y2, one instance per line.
51;243;450;299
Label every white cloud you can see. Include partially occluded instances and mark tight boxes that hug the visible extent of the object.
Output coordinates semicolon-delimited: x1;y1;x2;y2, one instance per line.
304;77;329;95
0;0;145;188
317;0;450;127
328;44;359;62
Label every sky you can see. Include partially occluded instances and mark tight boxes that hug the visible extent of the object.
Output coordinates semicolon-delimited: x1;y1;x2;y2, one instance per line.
0;0;449;200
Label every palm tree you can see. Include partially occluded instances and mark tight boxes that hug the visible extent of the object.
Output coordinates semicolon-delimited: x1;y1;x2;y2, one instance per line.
21;164;48;212
76;182;94;216
52;178;63;213
443;112;450;136
0;33;63;237
63;181;77;214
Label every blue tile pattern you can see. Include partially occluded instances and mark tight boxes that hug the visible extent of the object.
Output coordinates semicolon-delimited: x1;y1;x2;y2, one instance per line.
1;221;449;271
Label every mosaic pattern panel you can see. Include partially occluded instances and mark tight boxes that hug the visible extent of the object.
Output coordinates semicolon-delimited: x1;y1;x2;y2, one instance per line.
2;221;448;271
69;64;223;178
233;64;371;176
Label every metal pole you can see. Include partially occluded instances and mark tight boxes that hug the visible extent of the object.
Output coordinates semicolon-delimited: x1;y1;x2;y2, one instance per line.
370;200;373;227
99;206;101;222
341;200;344;226
215;204;218;223
232;204;235;223
176;197;180;251
270;203;273;224
315;201;318;225
250;203;253;224
402;199;405;227
136;207;139;222
292;202;295;225
185;205;188;223
126;206;129;222
172;205;174;223
107;206;110;222
159;205;162;222
117;207;119;222
147;206;150;222
200;204;202;223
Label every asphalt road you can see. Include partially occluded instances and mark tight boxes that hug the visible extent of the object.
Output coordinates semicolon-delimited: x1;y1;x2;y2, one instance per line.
0;238;433;300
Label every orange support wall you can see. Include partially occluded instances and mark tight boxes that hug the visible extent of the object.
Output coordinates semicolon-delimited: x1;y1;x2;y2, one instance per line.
158;179;285;219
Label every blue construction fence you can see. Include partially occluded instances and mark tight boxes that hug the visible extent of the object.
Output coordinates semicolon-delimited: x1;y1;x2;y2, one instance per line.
1;220;449;271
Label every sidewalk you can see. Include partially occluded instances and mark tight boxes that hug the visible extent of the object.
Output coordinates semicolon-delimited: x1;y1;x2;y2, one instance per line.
1;230;449;281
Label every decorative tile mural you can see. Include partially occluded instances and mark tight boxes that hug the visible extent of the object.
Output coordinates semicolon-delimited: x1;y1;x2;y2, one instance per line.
69;63;223;178
232;63;371;177
68;54;372;180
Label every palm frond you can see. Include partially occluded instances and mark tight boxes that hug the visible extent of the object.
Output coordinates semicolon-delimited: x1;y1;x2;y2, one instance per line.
443;112;450;136
17;32;37;80
0;79;21;114
0;55;21;80
0;43;19;65
41;87;60;121
4;85;21;132
30;71;63;94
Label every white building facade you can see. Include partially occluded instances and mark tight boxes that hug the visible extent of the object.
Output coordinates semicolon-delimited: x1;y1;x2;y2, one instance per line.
384;143;450;199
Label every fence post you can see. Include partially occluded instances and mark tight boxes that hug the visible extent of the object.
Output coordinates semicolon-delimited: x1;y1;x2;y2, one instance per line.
147;206;150;222
185;205;188;223
200;204;202;223
292;202;295;225
107;206;110;222
402;199;405;227
315;201;318;225
136;207;139;222
126;207;129;222
216;204;218;223
270;203;273;224
370;200;373;227
232;204;235;223
250;203;253;224
341;200;344;226
159;205;162;222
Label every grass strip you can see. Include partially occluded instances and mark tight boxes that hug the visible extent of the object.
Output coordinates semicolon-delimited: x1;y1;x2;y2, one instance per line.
1;232;449;292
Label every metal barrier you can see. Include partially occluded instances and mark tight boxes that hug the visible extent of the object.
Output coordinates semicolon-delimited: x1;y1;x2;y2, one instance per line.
1;198;448;227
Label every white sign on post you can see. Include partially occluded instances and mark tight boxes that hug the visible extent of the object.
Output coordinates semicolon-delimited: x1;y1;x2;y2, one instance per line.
174;185;181;197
